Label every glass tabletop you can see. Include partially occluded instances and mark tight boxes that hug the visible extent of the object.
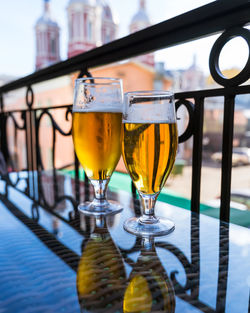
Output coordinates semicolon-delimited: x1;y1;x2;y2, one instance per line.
0;171;249;312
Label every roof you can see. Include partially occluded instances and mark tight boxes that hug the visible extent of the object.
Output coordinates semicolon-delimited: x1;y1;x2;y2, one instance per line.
36;16;59;28
131;9;150;24
95;0;118;24
131;0;150;25
67;0;118;23
36;1;59;28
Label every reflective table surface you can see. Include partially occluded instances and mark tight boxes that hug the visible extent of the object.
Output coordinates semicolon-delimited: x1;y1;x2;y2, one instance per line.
0;171;249;312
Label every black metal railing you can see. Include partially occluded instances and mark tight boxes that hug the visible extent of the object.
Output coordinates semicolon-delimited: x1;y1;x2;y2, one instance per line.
0;0;250;224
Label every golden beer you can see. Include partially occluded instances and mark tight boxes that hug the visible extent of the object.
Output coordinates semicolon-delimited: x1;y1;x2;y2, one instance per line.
122;122;178;195
73;111;122;180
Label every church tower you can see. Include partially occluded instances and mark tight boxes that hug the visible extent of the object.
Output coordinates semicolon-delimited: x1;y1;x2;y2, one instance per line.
35;0;60;70
100;0;118;44
67;0;102;58
67;0;117;58
129;0;154;67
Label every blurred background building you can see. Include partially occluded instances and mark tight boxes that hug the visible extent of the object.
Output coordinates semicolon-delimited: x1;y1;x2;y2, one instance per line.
35;0;60;69
5;0;250;171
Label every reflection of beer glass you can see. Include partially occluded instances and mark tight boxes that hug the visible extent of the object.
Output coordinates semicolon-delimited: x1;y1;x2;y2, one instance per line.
73;77;123;215
122;91;178;236
123;236;176;312
77;216;126;312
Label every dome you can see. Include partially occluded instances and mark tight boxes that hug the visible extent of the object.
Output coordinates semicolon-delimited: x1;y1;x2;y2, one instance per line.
36;0;59;28
102;4;112;20
36;15;59;28
131;0;150;25
97;0;118;24
131;10;150;24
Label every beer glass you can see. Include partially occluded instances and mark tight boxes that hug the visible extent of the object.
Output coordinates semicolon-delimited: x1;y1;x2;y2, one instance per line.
73;77;123;216
122;91;178;236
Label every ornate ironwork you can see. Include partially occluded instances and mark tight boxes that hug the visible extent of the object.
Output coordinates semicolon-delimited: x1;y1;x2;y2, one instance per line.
0;93;3;112
0;1;249;221
1;111;27;188
25;85;34;108
175;99;195;144
208;25;250;222
209;26;250;87
36;107;72;170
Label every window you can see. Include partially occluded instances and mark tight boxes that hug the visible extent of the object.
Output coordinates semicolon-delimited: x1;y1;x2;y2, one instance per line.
105;28;111;44
51;38;56;54
76;13;80;37
87;20;92;41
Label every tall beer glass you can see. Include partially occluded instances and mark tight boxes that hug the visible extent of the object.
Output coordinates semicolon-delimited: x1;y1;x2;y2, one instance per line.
122;91;178;236
73;77;123;216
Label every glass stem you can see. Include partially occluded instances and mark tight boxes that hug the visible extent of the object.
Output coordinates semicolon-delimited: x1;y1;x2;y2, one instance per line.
139;193;159;224
141;236;154;251
95;215;106;228
91;179;109;208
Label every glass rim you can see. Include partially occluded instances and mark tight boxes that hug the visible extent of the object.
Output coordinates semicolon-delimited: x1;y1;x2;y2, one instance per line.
75;77;122;86
125;90;174;98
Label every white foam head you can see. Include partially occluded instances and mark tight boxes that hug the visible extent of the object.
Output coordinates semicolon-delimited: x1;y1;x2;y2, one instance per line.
73;77;123;113
123;91;176;123
73;105;122;113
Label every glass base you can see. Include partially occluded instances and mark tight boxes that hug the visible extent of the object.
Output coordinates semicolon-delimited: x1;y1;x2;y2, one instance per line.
78;200;123;217
123;216;175;237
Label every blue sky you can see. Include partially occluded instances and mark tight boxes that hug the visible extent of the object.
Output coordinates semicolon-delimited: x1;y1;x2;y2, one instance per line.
0;0;248;78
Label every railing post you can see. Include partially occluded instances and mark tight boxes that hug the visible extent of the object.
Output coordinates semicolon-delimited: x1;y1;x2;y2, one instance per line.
0;93;3;112
74;152;80;205
191;97;204;214
25;86;38;200
220;95;235;222
0;94;10;172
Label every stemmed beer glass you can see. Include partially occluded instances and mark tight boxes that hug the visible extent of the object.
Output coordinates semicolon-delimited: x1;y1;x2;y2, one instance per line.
72;77;123;216
122;91;178;236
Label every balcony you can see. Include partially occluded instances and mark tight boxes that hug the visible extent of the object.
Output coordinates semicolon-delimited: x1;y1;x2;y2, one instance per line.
0;1;249;312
